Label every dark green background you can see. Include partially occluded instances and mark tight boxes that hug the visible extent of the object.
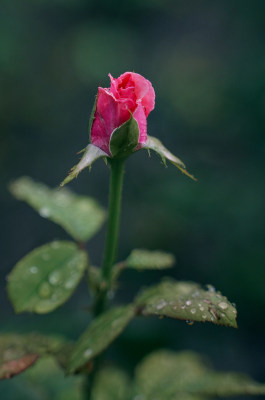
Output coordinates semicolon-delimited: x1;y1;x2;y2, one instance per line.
1;1;265;398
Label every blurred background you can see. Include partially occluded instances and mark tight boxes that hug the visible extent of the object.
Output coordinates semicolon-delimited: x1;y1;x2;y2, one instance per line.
1;0;265;398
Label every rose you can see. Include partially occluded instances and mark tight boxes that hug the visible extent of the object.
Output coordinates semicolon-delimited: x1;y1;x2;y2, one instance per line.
61;71;193;188
90;72;155;156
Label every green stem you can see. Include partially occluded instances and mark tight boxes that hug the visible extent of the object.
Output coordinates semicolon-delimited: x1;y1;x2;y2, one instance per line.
86;158;125;399
102;158;125;282
94;158;125;315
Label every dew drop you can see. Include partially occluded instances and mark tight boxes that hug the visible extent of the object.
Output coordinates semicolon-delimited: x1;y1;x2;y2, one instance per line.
206;284;216;292
156;300;167;310
186;320;194;326
39;207;50;218
202;314;207;319
190;308;196;314
49;271;61;285
218;302;228;310
83;349;92;358
199;306;204;311
39;282;51;298
29;266;38;274
185;300;192;306
64;278;76;289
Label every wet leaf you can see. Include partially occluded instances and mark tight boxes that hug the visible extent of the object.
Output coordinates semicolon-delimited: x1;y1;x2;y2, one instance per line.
109;115;139;158
134;350;207;400
0;357;84;400
91;367;132;400
60;144;108;187
0;354;39;380
144;135;197;180
68;305;135;374
135;279;237;328
0;333;66;380
7;241;87;314
10;176;106;242
125;249;175;270
134;350;265;399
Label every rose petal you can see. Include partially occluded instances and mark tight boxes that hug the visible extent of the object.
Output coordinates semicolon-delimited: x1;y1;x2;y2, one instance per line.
133;103;147;144
91;88;130;154
142;83;155;116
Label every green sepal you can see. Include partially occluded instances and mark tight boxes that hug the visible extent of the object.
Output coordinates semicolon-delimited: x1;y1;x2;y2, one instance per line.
144;135;197;180
135;279;237;328
109;115;139;158
60;144;108;187
10;177;106;242
88;94;98;139
7;241;88;314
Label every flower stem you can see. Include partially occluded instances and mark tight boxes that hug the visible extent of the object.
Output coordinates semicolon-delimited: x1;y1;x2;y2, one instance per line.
94;157;125;315
85;158;125;399
102;158;125;282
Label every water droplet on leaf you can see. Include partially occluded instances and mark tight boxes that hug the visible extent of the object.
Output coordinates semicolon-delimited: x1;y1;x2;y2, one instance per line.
29;266;38;274
39;282;51;298
206;284;216;292
156;300;167;310
49;270;61;285
83;349;93;358
218;301;228;310
39;207;50;218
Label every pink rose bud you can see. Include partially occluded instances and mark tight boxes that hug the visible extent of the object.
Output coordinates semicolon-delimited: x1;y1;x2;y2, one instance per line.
90;72;155;156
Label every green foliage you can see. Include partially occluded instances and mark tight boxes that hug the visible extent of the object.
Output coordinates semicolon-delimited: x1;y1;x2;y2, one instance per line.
0;357;84;400
144;135;196;180
134;350;265;399
109;116;139;158
7;241;87;314
0;333;67;380
91;367;132;400
60;144;108;187
135;279;237;328
10;177;106;242
68;305;135;374
125;249;175;270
